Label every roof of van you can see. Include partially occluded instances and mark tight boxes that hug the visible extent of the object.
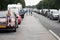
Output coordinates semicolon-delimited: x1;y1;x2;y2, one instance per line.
8;4;22;7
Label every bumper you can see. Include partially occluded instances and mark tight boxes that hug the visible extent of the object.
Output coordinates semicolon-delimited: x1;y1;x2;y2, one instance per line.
53;15;59;19
0;26;16;31
53;17;59;19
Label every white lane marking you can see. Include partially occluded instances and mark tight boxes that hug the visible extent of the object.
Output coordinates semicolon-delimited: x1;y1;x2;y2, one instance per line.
49;30;60;40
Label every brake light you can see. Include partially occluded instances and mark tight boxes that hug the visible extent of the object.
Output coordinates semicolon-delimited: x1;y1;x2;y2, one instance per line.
9;19;11;23
7;18;15;27
7;18;11;23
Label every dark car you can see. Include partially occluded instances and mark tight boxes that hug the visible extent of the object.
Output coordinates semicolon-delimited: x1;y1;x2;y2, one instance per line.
19;10;25;19
58;15;60;22
0;11;18;32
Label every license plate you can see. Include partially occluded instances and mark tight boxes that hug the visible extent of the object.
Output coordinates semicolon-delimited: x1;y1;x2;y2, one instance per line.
0;26;6;28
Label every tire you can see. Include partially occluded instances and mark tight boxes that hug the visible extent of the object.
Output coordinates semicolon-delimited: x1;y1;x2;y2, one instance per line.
16;21;18;28
59;21;60;22
58;19;60;23
16;23;18;28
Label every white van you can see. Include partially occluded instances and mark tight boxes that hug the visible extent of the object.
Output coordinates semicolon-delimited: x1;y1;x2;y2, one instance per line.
49;9;59;20
7;3;22;12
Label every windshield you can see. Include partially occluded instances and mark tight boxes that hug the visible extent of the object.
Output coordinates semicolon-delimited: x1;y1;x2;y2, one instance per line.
0;12;6;17
19;10;24;14
53;11;59;14
10;7;17;9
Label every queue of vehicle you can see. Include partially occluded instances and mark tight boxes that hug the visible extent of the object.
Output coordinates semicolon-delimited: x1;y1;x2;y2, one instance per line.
0;11;18;32
34;9;60;23
0;3;25;32
58;9;60;22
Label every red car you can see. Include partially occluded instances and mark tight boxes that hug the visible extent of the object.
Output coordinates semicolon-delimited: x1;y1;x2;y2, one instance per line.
16;15;21;24
11;10;21;25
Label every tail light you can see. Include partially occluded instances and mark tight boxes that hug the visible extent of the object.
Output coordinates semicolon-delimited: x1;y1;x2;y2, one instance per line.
7;18;11;23
7;18;15;27
9;19;11;23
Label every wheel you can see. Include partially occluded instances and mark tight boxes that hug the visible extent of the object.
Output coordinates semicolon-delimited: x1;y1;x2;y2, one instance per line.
58;19;60;22
16;23;18;28
59;21;60;22
16;21;18;28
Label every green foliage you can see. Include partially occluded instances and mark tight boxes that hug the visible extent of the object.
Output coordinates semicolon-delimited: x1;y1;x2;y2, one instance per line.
0;0;25;10
36;0;60;9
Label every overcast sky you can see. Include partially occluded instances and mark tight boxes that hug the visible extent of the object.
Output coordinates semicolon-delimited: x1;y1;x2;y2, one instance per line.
25;0;41;6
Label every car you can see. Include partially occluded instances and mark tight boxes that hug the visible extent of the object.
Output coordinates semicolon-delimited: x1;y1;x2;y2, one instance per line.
58;15;60;22
39;9;45;15
16;14;21;24
49;9;59;20
10;10;21;25
0;11;18;32
19;10;25;19
33;8;38;12
23;8;28;13
35;9;40;14
46;10;50;18
15;12;21;25
39;10;42;14
58;9;60;22
42;9;48;16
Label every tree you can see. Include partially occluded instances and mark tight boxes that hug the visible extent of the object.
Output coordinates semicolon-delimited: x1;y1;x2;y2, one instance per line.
0;0;25;10
36;0;60;9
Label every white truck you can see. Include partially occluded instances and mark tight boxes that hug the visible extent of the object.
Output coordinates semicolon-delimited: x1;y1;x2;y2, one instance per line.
7;3;22;13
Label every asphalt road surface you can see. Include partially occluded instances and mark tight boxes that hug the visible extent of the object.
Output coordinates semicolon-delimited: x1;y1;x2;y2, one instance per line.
33;12;60;37
0;11;57;40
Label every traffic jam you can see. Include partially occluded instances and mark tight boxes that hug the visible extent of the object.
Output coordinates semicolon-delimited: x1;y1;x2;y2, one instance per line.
0;3;25;32
34;9;60;22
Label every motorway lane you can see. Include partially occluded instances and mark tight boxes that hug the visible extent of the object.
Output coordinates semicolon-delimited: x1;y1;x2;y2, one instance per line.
0;12;57;40
33;12;60;37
